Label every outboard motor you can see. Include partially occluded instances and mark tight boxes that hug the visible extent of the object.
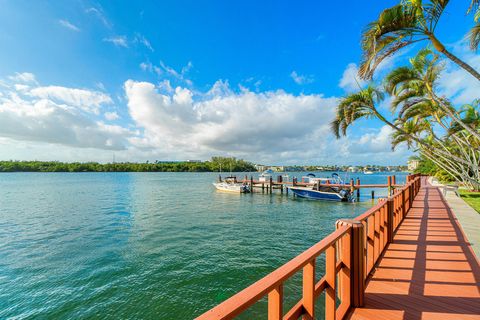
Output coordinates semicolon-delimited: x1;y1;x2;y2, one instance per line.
339;189;353;202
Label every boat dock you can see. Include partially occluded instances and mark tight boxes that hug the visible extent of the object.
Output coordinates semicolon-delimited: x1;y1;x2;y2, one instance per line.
197;175;480;319
219;174;405;198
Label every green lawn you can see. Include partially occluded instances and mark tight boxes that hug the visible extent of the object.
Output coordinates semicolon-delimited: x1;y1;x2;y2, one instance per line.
460;190;480;214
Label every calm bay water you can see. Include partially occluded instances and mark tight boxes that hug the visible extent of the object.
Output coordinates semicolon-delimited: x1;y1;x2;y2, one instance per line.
0;172;406;319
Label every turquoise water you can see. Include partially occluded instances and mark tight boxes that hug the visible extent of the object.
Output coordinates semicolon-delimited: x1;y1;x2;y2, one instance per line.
0;172;406;319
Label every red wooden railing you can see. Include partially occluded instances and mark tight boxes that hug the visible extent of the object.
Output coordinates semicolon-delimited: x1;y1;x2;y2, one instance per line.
196;175;422;320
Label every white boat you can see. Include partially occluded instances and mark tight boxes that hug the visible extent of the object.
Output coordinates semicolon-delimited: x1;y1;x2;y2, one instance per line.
213;177;250;193
363;170;374;175
258;169;274;182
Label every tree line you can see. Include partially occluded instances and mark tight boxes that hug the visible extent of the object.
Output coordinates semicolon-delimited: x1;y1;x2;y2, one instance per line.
0;157;256;173
331;0;480;190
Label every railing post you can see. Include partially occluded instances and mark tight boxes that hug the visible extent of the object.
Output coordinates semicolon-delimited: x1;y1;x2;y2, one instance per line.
387;197;394;243
336;220;365;307
401;188;406;221
387;176;392;196
268;284;283;320
302;260;315;319
325;245;336;320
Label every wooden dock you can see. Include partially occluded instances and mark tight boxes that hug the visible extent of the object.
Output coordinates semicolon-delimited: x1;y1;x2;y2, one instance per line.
196;175;480;320
220;174;404;198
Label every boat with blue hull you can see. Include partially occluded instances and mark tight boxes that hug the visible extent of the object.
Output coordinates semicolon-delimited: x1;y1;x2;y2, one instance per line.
288;173;354;202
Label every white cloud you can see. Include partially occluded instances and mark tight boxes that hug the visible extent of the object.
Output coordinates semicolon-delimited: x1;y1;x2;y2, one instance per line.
124;79;337;162
338;126;410;164
85;6;111;28
104;111;120;121
103;36;128;48
140;60;193;85
58;19;80;32
0;76;134;151
29;86;112;114
290;71;314;85
9;72;36;83
339;63;366;92
0;72;413;165
134;33;153;51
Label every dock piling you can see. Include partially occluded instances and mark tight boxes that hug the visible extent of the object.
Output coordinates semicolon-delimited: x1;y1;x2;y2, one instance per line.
356;178;360;199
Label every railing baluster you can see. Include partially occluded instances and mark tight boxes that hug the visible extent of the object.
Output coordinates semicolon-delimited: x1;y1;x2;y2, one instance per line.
325;245;336;320
302;260;315;319
367;216;374;273
374;210;380;263
380;205;385;250
338;229;351;318
268;284;283;320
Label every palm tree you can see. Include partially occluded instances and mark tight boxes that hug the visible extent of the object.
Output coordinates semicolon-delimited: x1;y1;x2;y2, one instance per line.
384;48;480;140
468;0;480;49
360;0;480;81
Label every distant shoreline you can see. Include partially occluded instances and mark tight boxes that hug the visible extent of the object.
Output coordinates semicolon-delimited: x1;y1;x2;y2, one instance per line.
0;160;408;173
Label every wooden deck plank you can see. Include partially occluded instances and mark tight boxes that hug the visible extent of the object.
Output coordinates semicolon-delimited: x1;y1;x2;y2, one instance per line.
348;181;480;320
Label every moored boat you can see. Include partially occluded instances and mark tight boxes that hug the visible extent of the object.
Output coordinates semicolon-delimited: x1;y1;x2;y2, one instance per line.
289;173;353;202
288;186;352;201
258;169;274;182
213;176;250;193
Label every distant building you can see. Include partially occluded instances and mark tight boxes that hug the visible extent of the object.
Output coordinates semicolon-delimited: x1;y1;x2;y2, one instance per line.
348;166;357;173
187;160;202;163
408;160;420;171
255;164;266;172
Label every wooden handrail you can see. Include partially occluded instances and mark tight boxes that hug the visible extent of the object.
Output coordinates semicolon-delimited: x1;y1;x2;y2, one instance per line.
196;225;351;320
197;175;422;320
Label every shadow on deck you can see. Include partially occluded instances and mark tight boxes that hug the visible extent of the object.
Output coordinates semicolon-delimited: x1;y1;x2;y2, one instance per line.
348;184;480;320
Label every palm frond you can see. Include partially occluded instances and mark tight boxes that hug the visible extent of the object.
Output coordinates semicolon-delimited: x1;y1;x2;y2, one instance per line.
469;21;480;50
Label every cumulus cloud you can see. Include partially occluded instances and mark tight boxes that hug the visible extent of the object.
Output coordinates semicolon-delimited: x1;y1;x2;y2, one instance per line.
104;111;120;121
290;71;314;85
339;63;366;92
0;72;412;164
103;36;128;48
338;125;410;163
29;86;112;114
0;74;133;151
124;80;338;160
58;19;80;32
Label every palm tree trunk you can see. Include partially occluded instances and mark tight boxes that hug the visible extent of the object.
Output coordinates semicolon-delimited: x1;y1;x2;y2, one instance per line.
429;34;480;81
442;49;480;81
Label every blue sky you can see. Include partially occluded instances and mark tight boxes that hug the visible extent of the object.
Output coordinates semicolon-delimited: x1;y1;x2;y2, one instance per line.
0;0;478;165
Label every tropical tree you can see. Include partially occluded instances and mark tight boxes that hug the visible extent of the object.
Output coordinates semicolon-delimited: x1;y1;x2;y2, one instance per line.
359;0;480;81
332;48;480;189
468;0;480;49
384;48;480;140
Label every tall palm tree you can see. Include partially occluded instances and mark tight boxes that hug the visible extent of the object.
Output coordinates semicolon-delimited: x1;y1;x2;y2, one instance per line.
468;0;480;49
384;48;480;140
360;0;480;81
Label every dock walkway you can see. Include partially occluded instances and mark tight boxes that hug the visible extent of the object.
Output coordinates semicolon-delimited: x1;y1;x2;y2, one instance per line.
349;181;480;320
